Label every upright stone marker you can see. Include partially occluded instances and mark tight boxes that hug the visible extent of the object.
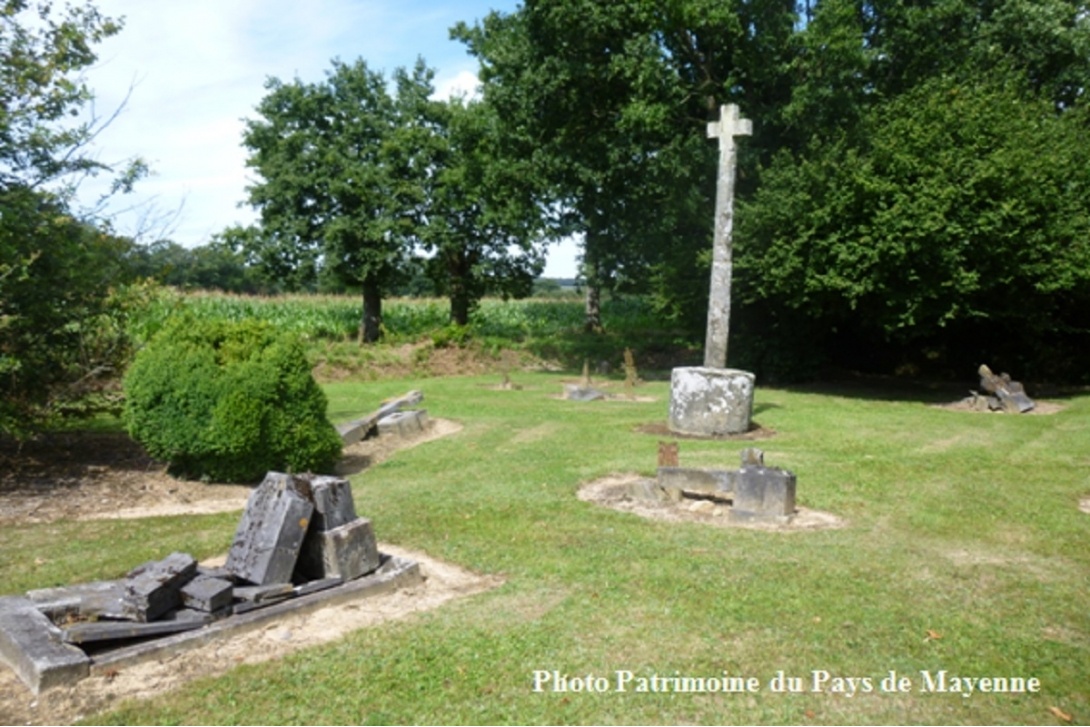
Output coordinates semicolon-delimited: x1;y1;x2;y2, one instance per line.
704;103;751;369
669;104;755;436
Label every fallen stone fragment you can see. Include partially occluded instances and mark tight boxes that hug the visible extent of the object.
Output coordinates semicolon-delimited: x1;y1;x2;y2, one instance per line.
61;612;212;645
295;517;380;581
123;552;198;622
307;475;357;531
232;583;295;603
0;596;90;693
181;576;234;613
293;576;344;597
378;409;429;437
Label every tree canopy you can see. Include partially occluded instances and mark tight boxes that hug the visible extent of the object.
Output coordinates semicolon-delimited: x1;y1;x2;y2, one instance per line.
1;0;146;436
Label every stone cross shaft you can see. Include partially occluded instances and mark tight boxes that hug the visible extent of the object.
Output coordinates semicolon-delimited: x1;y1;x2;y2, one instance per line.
704;104;751;369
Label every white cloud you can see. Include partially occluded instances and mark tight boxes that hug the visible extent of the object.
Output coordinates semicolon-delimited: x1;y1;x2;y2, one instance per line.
67;0;578;276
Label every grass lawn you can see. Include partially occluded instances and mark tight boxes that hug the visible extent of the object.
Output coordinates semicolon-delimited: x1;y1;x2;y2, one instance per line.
3;372;1088;724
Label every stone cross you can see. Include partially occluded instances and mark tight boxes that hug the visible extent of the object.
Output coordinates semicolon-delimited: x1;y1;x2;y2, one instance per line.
704;104;751;369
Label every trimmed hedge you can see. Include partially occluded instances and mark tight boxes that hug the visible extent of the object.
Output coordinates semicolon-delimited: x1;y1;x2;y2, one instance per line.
122;318;342;482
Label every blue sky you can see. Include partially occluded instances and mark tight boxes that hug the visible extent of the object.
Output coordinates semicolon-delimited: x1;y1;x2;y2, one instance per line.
78;0;580;277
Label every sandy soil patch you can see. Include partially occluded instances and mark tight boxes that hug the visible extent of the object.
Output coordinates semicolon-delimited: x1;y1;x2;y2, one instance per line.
0;543;501;726
577;473;846;531
0;418;497;725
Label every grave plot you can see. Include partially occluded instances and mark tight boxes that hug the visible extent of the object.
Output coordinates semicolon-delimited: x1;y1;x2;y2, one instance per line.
0;472;420;695
579;444;844;531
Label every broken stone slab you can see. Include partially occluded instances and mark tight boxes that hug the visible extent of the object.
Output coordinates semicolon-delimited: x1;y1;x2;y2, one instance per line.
123;552;198;622
232;583;295;603
25;580;124;622
293;577;344;597
377;409;429;437
0;596;90;694
657;467;737;499
295;517;380;582
669;366;754;436
563;384;606;402
180;576;234;613
89;554;421;678
61;610;213;645
226;472;315;586
730;465;797;524
336;390;425;445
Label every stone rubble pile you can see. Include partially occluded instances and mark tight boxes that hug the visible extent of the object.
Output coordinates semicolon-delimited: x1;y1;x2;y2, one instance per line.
0;472;383;693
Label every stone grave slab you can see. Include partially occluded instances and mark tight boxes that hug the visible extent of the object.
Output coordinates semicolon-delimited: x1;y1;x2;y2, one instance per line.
377;409;429;437
0;596;90;694
308;475;357;531
226;472;315;586
180;576;234;613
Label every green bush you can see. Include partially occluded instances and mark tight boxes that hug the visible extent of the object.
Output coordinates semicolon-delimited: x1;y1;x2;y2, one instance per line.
122;318;343;482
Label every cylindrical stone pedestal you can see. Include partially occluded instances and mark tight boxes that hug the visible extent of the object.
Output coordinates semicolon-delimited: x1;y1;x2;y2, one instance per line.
668;367;755;436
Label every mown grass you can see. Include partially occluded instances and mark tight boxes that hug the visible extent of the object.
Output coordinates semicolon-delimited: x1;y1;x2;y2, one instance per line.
4;373;1087;725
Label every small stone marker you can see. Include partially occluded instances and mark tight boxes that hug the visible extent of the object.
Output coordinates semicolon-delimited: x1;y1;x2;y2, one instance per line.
658;441;679;468
226;472;315;586
123;552;198;622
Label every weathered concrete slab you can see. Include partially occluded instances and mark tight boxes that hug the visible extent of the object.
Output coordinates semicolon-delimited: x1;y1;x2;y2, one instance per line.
378;409;429;437
657;467;737;498
296;517;380;582
90;554;421;675
730;466;797;523
226;472;315;586
123;552;198;622
669;366;754;436
0;596;90;694
181;576;233;613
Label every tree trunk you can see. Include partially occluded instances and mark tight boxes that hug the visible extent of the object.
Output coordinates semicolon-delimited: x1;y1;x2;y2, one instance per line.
582;241;603;333
584;282;602;333
359;282;383;344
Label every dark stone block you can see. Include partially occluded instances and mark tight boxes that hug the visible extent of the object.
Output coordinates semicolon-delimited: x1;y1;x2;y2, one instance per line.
307;475;357;531
295;517;380;582
123;552;198;622
226;472;315;586
181;576;233;613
